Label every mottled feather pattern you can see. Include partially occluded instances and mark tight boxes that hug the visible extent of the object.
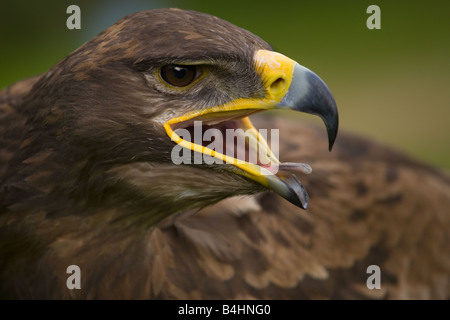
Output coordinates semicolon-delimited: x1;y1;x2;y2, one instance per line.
138;117;450;299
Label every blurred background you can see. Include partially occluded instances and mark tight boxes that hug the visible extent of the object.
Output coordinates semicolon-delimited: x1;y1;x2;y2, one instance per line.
1;0;449;169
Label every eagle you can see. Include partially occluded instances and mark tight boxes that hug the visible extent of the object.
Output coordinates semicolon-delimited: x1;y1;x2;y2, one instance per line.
0;8;449;299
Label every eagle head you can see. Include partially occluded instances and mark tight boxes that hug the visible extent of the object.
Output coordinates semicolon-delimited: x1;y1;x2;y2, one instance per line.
6;8;338;225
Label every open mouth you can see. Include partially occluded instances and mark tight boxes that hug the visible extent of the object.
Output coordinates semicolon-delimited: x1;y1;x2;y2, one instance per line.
164;108;313;189
169;110;279;170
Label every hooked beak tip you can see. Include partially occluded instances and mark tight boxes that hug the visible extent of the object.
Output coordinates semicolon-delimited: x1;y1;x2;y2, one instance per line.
280;64;339;151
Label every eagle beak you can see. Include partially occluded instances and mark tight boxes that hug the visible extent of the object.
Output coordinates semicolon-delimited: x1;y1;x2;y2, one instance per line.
250;50;338;209
279;64;338;150
255;50;338;151
163;50;338;209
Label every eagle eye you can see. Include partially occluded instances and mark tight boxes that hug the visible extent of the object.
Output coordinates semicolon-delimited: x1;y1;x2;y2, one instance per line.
160;64;198;87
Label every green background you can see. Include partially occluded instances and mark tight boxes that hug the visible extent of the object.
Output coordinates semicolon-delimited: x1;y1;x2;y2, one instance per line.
1;0;449;169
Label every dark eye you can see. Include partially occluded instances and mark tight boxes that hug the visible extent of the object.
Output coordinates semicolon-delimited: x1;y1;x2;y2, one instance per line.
160;65;198;87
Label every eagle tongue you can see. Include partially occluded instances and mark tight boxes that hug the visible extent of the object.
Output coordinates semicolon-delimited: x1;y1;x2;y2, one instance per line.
277;162;312;175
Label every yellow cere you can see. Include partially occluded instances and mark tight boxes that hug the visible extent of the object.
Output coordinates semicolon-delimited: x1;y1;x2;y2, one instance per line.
254;50;296;101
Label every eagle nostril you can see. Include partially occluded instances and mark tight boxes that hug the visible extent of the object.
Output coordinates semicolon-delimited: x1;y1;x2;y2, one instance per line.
268;76;287;97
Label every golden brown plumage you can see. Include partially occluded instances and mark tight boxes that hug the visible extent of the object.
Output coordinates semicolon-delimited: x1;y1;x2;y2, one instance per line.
0;8;449;299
